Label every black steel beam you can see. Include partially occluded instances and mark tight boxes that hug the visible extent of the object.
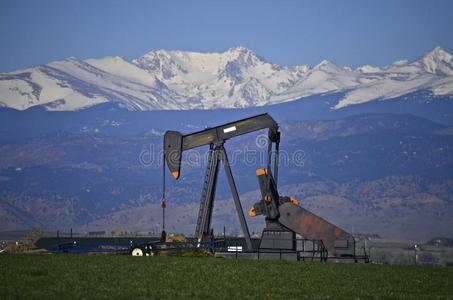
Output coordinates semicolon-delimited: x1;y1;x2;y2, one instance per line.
221;147;253;250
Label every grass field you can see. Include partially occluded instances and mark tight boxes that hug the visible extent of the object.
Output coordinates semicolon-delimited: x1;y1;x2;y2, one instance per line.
1;254;453;299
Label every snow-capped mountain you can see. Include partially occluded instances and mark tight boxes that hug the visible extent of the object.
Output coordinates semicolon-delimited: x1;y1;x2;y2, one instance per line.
0;46;452;111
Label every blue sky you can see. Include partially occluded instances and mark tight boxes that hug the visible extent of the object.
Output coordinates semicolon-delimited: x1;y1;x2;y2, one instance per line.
0;0;452;71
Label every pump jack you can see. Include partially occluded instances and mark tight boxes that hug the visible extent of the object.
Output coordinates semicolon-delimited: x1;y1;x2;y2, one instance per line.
164;113;356;259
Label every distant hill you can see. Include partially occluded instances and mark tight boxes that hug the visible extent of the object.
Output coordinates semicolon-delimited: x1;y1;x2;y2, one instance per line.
1;112;452;240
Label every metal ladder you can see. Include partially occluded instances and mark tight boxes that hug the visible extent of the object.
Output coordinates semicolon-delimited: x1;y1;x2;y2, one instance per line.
195;146;219;239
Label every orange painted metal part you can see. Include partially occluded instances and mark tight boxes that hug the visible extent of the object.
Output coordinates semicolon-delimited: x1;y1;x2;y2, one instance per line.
255;168;268;176
248;207;256;217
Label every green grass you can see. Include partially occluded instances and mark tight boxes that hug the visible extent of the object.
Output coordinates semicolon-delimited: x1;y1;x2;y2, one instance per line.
1;254;453;299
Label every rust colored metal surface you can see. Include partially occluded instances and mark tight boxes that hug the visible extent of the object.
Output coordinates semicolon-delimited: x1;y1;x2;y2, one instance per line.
278;202;355;256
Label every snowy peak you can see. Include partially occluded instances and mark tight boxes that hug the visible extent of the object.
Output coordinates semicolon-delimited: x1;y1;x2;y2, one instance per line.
311;60;349;75
1;46;453;111
131;47;288;108
423;47;452;62
225;46;268;66
420;47;453;75
225;46;256;58
314;60;336;69
227;45;253;54
133;50;190;79
334;47;453;109
133;46;273;81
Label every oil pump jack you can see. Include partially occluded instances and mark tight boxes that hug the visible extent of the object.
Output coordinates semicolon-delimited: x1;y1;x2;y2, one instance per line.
163;113;356;259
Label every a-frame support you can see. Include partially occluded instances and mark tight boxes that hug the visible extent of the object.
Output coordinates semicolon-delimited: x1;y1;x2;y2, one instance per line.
195;143;253;250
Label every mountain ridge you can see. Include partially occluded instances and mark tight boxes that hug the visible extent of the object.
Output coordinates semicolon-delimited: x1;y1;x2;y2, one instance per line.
1;46;453;111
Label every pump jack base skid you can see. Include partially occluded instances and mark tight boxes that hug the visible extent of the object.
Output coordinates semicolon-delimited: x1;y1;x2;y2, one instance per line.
215;251;369;263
